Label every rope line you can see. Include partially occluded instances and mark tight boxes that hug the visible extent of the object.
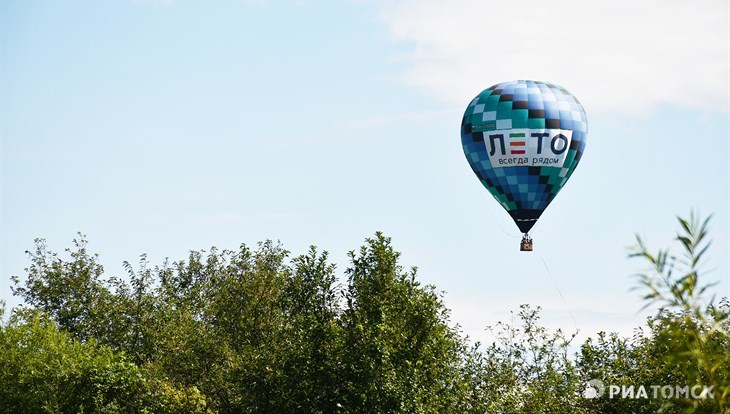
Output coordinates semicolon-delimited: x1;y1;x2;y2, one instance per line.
538;253;579;331
483;198;521;239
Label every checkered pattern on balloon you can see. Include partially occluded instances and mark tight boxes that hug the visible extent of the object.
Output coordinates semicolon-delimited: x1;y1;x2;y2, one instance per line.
461;80;588;250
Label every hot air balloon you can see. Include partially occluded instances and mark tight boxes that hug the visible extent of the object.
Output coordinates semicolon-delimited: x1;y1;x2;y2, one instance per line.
461;80;587;251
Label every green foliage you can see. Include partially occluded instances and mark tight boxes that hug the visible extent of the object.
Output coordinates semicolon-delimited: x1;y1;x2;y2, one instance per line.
340;232;464;413
578;212;729;414
455;304;585;413
0;307;209;413
6;214;729;413
628;213;729;413
10;233;465;412
11;236;112;343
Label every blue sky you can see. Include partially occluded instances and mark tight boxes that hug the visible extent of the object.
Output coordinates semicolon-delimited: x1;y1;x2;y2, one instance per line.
2;0;728;344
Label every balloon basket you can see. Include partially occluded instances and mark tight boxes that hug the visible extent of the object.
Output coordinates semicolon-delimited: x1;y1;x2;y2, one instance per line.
520;235;533;252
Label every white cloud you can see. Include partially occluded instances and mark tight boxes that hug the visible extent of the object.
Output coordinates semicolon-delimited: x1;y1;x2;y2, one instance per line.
376;0;730;115
345;108;460;128
444;292;653;350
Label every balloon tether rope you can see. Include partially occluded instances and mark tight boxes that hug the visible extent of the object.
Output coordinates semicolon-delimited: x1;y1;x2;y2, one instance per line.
538;253;579;333
483;196;520;239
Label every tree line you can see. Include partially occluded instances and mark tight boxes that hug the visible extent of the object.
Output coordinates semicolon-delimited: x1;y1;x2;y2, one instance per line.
1;215;728;413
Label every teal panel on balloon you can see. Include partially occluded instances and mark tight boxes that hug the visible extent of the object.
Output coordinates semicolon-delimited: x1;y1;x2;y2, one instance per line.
461;80;588;233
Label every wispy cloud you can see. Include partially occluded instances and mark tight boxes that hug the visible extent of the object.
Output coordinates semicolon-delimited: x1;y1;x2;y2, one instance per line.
376;0;730;115
131;0;267;5
445;292;654;349
189;212;305;226
131;0;175;5
346;108;460;128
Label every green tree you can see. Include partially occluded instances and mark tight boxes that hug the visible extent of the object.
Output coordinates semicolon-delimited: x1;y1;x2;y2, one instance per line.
630;213;729;413
0;307;209;413
8;214;727;413
458;305;584;414
578;213;729;414
277;247;344;413
340;232;464;413
11;235;113;343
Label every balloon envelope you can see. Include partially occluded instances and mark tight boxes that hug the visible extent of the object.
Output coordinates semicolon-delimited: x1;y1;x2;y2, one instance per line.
461;80;587;233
